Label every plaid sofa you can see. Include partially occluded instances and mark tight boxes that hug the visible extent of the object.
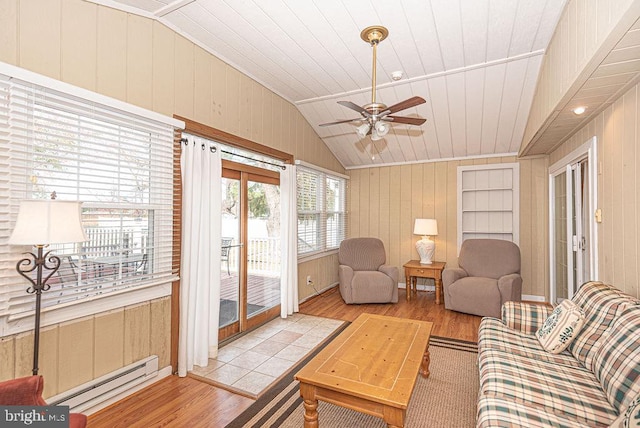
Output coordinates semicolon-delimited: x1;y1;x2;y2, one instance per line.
476;281;640;427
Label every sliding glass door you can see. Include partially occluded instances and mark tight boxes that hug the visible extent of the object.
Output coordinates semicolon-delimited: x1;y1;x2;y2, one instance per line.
219;162;281;341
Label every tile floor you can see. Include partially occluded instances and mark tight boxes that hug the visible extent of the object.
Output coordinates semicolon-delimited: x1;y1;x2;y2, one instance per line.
190;313;345;396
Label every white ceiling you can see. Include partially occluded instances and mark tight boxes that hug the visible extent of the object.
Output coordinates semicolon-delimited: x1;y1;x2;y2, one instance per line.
94;0;568;169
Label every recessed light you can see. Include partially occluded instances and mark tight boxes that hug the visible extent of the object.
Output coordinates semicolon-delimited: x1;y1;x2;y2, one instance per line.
391;71;403;81
573;106;587;115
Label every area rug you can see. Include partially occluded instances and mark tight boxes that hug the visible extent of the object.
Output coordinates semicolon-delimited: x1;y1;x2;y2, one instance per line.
226;336;479;428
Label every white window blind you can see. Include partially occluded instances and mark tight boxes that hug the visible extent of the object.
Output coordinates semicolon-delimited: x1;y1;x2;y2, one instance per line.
0;72;178;321
297;164;347;256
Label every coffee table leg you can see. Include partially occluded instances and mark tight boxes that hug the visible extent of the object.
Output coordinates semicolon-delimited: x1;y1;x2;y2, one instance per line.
420;348;431;378
383;406;405;428
300;383;318;428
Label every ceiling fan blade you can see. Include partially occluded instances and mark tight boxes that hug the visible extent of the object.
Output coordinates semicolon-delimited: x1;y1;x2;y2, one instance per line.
383;96;426;114
337;101;371;117
319;118;364;127
384;115;426;126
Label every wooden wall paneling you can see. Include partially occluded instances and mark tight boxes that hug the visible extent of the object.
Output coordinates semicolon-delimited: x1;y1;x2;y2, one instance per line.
611;97;625;288
271;95;283;153
261;90;274;148
622;88;637;295
446;161;460;265
193;47;213;125
152;22;175;117
378;167;391;249
239;74;252;140
519;159;533;295
399;166;413;266
635;93;640;298
368;168;380;238
532;157;548;298
0;0;18;64
57;318;93;394
280;103;293;157
61;0;96;91
19;0;61;80
173;35;194;119
126;14;152;110
210;55;227;131
226;67;241;136
360;169;371;236
602;106;614;285
250;79;263;142
388;166;402;272
434;162;448;264
150;297;171;368
39;326;59;397
96;6;127;101
123;303;151;365
349;169;360;237
14;331;34;378
0;337;14;381
93;309;125;378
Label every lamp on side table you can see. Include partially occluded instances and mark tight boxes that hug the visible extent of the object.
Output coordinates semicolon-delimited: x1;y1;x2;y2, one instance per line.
413;219;438;264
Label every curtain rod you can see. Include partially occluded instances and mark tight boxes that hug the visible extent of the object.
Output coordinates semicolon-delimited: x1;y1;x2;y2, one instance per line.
181;138;286;170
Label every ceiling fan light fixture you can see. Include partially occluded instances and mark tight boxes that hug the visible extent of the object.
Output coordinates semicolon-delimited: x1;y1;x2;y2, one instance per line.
374;120;390;137
356;123;371;138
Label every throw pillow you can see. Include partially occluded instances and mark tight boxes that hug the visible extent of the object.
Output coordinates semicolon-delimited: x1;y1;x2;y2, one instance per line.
536;299;586;354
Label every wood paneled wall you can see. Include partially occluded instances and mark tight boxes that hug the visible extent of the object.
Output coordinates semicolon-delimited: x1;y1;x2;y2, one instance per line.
550;82;640;299
0;297;171;399
0;0;345;395
347;156;549;299
522;0;637;147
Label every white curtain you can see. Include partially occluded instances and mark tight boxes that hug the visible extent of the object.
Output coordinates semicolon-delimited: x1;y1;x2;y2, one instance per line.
280;164;299;317
178;137;222;377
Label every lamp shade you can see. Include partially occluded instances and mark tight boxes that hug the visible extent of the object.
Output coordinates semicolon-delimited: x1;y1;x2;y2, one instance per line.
413;218;438;236
9;200;87;245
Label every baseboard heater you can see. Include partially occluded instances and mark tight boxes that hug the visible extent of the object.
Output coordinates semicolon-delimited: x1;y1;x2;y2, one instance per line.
49;355;158;413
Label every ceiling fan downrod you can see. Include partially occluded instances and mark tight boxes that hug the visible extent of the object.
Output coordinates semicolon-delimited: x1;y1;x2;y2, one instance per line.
360;26;388;108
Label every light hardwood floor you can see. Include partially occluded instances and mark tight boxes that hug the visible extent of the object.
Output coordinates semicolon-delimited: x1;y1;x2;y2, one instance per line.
88;286;481;427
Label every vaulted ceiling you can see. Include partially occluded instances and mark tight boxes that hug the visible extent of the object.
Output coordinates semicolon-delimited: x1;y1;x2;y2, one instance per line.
92;0;568;169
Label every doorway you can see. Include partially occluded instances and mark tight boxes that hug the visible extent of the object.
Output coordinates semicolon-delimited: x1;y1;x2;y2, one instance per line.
549;137;598;303
219;160;281;341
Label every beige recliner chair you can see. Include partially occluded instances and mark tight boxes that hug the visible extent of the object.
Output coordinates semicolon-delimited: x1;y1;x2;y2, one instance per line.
338;238;398;304
443;239;522;317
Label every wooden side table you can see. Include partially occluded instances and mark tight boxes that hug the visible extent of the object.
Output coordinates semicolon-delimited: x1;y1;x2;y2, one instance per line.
403;260;446;304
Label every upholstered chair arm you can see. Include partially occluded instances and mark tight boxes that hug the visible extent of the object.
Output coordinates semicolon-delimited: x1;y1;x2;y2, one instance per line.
442;268;468;286
0;375;48;406
497;273;523;303
378;264;399;283
501;301;552;334
338;265;354;303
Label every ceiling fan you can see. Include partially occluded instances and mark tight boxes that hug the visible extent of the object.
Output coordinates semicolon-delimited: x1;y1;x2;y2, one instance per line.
320;26;427;141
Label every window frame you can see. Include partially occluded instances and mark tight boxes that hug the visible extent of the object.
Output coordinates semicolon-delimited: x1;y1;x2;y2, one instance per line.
295;161;348;260
0;62;183;336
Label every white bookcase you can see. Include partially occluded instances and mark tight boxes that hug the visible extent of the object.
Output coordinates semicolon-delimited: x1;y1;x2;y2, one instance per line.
457;163;520;252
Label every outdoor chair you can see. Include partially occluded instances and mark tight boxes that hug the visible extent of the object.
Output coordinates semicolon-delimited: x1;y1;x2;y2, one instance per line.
221;237;233;275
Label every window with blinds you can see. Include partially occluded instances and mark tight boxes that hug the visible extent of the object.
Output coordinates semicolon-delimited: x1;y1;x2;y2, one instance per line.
297;165;347;256
0;71;178;323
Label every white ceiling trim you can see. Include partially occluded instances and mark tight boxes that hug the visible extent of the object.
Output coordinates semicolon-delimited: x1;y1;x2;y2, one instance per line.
295;49;546;106
345;152;519;171
155;0;195;17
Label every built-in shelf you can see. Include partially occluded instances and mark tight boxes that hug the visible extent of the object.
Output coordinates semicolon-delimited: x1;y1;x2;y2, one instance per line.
457;164;520;252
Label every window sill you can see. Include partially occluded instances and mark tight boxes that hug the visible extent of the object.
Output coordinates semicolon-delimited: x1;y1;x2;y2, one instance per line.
0;280;173;337
298;249;339;263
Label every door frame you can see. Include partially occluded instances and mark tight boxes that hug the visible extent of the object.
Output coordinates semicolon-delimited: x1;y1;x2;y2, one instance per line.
219;161;281;342
171;117;293;370
548;136;598;302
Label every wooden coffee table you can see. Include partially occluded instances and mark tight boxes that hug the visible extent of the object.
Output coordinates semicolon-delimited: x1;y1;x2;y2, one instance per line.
294;313;433;428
